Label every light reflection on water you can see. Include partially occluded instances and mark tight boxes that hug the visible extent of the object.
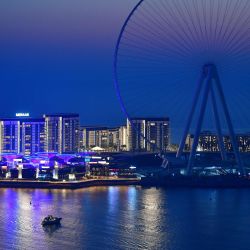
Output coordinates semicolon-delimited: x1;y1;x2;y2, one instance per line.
0;187;249;250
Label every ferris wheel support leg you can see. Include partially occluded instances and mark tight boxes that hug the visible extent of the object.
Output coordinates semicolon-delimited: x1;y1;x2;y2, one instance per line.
211;85;227;161
176;73;205;158
187;72;212;175
214;73;246;176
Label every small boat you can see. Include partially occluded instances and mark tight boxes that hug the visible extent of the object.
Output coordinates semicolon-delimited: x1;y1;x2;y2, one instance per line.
42;215;62;226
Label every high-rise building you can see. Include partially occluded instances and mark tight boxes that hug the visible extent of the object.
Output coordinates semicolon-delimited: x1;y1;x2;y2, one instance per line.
108;128;120;151
119;126;128;151
0;120;20;154
127;118;170;152
79;126;120;151
185;131;250;152
0;115;45;155
234;134;250;152
79;127;87;152
185;131;219;152
20;118;46;155
44;114;79;154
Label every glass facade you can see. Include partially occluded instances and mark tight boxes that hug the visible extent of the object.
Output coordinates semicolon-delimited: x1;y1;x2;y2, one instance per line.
186;131;250;153
79;126;120;151
44;114;79;154
127;118;170;152
20;120;45;155
0;118;45;155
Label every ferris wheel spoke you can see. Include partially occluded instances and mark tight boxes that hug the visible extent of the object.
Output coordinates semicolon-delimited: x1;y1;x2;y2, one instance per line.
181;0;204;47
221;0;250;53
120;38;186;60
217;0;240;49
208;0;215;48
223;18;250;56
215;0;232;48
213;0;222;47
224;24;250;56
156;0;198;51
122;25;193;58
139;1;196;55
117;49;188;67
126;17;193;57
226;34;250;60
202;0;211;49
192;0;208;48
159;0;198;49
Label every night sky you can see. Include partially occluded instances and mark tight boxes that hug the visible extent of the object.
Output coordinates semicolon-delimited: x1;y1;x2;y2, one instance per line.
0;0;137;125
1;0;250;141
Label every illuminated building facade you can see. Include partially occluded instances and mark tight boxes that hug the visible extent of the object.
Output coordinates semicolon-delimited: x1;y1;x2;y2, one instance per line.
20;118;46;155
108;128;120;151
0;120;20;154
127;118;170;152
0;116;45;155
232;134;250;152
185;131;250;152
79;126;120;151
44;114;79;154
118;126;128;151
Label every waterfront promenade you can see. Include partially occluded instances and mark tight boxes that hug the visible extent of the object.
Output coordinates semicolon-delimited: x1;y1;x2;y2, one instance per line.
0;177;141;189
2;174;250;189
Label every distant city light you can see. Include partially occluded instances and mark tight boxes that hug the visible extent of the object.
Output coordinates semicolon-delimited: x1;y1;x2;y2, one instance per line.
16;113;30;117
41;166;50;169
91;156;102;159
98;161;109;165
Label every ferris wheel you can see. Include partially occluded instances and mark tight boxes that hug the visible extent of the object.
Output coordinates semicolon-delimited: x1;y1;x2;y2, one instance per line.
114;0;250;175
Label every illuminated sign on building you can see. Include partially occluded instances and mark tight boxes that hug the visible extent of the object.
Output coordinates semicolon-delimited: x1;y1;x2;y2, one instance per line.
16;113;30;117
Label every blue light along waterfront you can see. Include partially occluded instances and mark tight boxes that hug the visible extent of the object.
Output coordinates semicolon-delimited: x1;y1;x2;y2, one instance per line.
0;187;250;250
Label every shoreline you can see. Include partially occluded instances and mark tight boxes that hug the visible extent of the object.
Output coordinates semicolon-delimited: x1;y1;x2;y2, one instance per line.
1;175;250;189
0;178;141;189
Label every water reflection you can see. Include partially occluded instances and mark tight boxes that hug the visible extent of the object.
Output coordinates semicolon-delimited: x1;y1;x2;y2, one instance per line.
108;186;119;214
127;186;137;211
43;224;62;237
0;187;249;249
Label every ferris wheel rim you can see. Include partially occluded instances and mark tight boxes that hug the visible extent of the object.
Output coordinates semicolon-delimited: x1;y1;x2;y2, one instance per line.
114;0;145;122
113;0;167;153
113;0;250;154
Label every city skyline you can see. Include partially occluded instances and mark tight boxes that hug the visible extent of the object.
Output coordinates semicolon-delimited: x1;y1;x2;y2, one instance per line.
0;112;171;154
0;111;249;155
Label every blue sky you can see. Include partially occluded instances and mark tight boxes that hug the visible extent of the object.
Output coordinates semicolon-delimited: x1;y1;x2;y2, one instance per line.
1;0;250;139
0;0;137;125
